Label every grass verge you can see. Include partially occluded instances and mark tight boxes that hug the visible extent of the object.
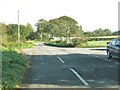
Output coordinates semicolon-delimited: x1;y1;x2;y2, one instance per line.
45;40;110;48
45;41;74;47
1;42;34;90
80;40;110;48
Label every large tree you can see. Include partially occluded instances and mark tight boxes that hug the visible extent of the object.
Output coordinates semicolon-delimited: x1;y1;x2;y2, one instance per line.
35;16;84;41
48;16;83;37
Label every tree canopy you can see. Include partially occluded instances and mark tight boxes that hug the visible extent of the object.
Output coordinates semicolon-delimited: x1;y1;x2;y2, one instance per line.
35;16;83;39
0;23;34;46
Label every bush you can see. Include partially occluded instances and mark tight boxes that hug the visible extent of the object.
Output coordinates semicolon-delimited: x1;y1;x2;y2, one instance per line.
72;37;88;47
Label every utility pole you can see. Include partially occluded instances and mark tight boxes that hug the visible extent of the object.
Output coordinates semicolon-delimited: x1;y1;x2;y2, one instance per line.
18;10;20;43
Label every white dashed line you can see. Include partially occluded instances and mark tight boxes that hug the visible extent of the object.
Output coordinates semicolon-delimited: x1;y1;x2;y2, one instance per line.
48;48;89;86
48;49;65;63
104;58;111;62
115;62;119;64
57;56;65;63
48;49;56;55
70;68;88;86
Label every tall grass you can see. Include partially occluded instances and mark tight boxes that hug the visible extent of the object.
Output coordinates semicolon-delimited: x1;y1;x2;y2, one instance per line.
1;42;34;90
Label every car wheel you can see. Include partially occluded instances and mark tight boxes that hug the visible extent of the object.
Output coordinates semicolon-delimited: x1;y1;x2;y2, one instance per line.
107;50;112;58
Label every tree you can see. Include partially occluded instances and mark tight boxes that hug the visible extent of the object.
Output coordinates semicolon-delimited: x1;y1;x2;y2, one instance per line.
0;23;8;46
49;16;83;37
35;16;84;41
6;23;34;42
7;24;18;42
36;19;48;33
92;28;112;36
26;32;39;40
112;30;120;35
104;29;112;36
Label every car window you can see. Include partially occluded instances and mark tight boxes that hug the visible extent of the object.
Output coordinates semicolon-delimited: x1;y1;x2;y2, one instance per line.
111;40;116;46
116;40;120;45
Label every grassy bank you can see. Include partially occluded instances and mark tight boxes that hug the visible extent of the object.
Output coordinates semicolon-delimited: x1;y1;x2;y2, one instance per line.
80;40;110;48
1;42;34;90
46;40;110;48
45;41;74;47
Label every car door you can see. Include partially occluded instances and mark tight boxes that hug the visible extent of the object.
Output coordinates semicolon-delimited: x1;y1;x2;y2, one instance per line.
109;39;117;56
114;39;120;57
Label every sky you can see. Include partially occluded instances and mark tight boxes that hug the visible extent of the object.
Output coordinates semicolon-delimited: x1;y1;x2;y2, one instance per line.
0;0;119;32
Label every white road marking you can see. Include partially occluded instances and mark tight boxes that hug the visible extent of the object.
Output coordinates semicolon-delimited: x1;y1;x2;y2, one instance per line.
57;56;65;63
104;58;111;62
115;62;119;64
48;49;65;63
70;68;88;86
48;49;56;55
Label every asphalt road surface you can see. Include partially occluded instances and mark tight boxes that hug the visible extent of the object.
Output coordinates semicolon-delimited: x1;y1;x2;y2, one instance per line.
20;42;119;88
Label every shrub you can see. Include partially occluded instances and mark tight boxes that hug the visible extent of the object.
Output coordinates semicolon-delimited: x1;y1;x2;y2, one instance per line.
72;37;88;47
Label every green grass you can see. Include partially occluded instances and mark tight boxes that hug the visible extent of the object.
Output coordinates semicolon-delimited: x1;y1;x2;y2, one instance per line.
46;40;111;48
1;42;34;52
2;50;29;89
80;40;110;48
1;42;34;90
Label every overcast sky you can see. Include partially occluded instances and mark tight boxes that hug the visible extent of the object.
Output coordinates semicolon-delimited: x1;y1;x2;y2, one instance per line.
0;0;119;32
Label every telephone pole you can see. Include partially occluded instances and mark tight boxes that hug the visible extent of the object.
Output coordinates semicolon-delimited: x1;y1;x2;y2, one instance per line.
18;10;20;43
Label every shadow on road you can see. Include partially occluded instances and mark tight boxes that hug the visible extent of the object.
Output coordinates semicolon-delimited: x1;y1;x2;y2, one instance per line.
20;52;119;88
90;48;107;51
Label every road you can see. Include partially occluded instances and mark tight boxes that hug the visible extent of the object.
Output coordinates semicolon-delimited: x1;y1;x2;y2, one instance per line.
20;43;119;88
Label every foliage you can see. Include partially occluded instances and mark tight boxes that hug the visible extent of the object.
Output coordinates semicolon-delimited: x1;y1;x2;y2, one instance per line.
26;32;39;40
45;37;88;47
112;30;120;35
49;16;83;37
36;19;48;33
0;23;34;47
45;40;74;47
0;23;9;46
2;50;29;89
1;42;33;90
34;16;84;41
84;28;112;37
80;40;110;48
72;37;88;47
1;42;33;52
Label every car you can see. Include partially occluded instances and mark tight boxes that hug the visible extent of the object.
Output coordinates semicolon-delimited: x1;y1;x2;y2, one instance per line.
107;38;120;58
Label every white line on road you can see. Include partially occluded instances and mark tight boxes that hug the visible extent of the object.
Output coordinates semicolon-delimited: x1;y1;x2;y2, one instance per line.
57;56;65;63
104;58;111;62
48;49;56;55
48;49;65;63
70;68;88;86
